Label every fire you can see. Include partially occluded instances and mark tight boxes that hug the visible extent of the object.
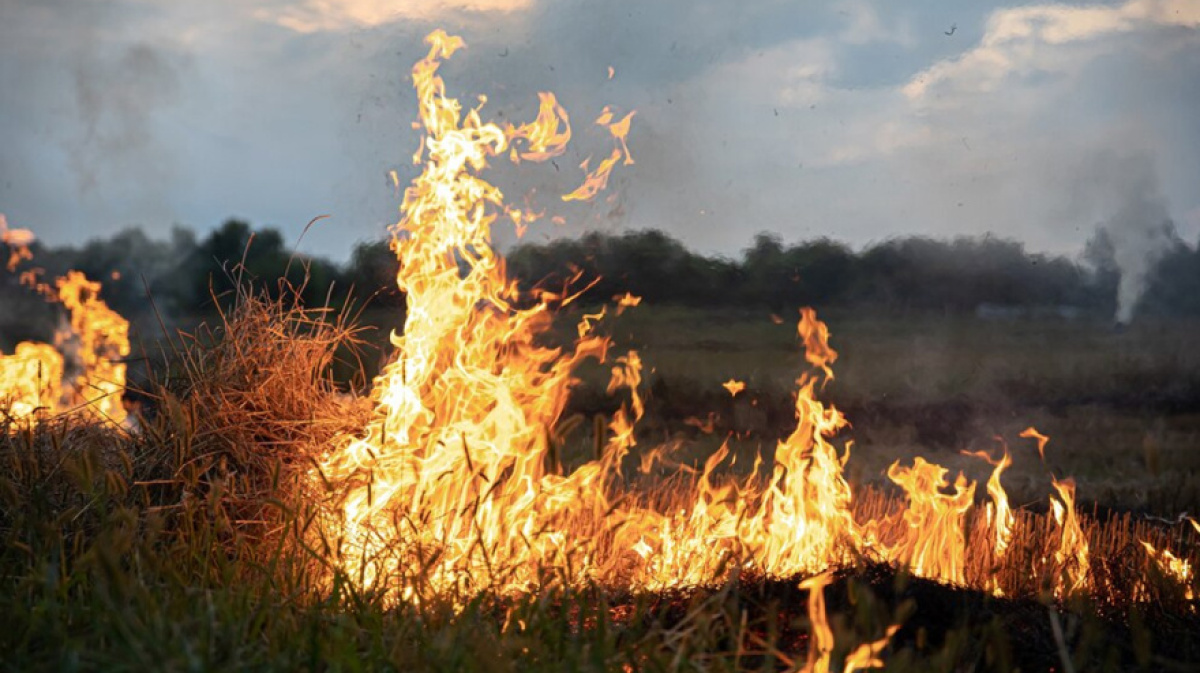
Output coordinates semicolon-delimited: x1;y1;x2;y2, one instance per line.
321;29;1110;613
798;572;897;673
1021;426;1050;461
1140;540;1195;600
1047;477;1090;598
0;343;63;420
614;292;640;314
0;214;34;271
318;29;625;596
884;458;975;586
721;378;745;397
0;224;129;426
963;445;1015;595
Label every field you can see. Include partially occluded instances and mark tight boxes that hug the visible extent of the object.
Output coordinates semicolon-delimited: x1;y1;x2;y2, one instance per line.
3;296;1200;672
520;305;1200;514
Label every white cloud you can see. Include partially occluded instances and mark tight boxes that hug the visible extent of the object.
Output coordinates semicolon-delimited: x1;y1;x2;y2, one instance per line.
256;0;536;34
905;0;1200;101
835;0;915;47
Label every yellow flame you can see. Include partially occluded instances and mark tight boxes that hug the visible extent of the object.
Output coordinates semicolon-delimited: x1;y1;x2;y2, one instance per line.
1140;540;1194;600
55;272;130;424
798;572;897;673
722;379;745;397
0;343;63;420
885;458;975;586
0;223;128;426
1048;477;1090;599
614;292;641;314
964;446;1015;558
321;29;1099;610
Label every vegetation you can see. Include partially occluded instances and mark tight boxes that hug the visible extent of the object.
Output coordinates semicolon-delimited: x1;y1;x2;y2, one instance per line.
3;222;1200;670
12;216;1200;341
1;276;1198;670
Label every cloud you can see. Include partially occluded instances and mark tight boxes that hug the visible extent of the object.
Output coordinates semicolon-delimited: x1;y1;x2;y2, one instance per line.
904;0;1200;101
1;0;1196;261
257;0;536;34
835;0;915;47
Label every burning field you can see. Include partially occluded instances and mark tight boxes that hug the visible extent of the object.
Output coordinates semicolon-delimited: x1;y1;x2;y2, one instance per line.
2;30;1199;673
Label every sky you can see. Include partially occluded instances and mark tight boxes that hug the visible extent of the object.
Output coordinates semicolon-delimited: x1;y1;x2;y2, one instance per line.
0;0;1197;262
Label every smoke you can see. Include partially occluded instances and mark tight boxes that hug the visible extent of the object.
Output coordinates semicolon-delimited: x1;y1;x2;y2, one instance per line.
1089;158;1179;324
70;42;186;197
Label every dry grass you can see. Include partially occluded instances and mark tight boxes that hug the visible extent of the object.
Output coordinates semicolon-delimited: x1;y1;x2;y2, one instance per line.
1;294;1198;671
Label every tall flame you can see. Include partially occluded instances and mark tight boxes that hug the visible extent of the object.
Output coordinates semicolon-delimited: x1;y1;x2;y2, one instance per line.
322;30;1105;612
320;29;622;597
1048;477;1091;599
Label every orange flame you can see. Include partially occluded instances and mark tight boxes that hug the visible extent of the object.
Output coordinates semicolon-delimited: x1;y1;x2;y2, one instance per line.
721;379;745;397
55;271;130;424
1020;426;1049;461
0;214;35;272
0;220;128;426
1048;477;1090;598
562;107;635;202
320;29;1101;612
964;445;1015;559
1140;540;1195;600
798;572;897;673
614;292;641;314
885;458;975;586
0;343;64;420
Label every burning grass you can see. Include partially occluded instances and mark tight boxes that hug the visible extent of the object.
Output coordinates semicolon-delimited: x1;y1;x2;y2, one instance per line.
2;282;1199;671
3;28;1200;672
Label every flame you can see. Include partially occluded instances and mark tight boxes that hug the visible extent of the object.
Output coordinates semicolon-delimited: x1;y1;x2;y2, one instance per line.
799;573;837;673
1020;426;1050;461
1047;477;1090;598
1140;540;1195;600
798;572;897;673
54;271;130;424
0;220;129;426
562;107;635;203
321;29;1104;612
0;343;64;420
722;379;745;397
0;214;35;272
318;29;632;597
885;458;975;586
614;292;641;314
964;446;1015;558
506;92;571;163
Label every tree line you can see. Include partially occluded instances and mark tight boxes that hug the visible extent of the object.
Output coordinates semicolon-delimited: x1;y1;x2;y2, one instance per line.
9;218;1200;326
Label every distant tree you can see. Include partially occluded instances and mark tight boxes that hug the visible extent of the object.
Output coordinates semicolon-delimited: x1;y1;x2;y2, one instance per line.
344;240;403;307
186;219;292;307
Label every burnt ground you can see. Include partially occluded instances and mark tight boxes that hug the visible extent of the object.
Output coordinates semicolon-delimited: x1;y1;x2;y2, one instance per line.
492;564;1200;672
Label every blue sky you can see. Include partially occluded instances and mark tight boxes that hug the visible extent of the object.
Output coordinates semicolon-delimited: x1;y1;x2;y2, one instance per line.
1;0;1197;261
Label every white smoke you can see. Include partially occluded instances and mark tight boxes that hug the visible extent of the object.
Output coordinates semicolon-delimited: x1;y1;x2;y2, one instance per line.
1095;166;1178;324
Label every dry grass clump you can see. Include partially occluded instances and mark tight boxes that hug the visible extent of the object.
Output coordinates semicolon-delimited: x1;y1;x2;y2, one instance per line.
160;286;375;545
0;284;376;571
